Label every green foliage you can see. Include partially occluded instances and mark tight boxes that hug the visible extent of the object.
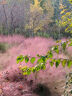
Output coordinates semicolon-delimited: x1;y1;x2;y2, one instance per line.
50;59;55;67
17;39;72;76
52;45;59;53
21;66;32;75
62;59;67;68
16;38;72;96
25;56;29;63
30;57;36;64
0;43;8;53
0;26;9;35
67;60;72;68
36;31;49;38
47;51;53;58
62;42;67;51
55;59;61;68
16;55;24;64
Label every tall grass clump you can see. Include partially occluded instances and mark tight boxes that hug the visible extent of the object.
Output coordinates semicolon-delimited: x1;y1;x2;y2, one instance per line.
0;43;8;53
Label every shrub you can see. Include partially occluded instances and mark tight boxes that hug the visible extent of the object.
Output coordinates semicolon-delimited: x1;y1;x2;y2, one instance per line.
0;43;8;53
17;39;72;96
17;39;72;76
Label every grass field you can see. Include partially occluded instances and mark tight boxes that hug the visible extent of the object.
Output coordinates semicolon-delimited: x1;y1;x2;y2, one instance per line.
0;35;71;96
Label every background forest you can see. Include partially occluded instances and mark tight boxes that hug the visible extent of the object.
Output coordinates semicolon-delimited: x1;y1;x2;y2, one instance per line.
0;0;71;39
